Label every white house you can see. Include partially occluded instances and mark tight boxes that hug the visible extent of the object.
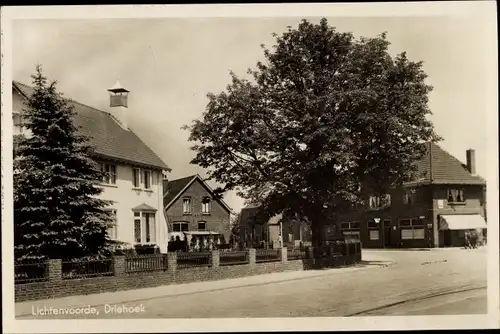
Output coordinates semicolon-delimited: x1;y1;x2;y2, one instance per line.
12;80;171;253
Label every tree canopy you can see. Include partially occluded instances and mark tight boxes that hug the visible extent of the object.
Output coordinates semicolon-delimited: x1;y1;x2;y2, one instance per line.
14;65;114;261
183;18;441;245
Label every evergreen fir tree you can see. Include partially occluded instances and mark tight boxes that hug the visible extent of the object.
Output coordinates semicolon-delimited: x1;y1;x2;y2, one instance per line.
14;65;113;261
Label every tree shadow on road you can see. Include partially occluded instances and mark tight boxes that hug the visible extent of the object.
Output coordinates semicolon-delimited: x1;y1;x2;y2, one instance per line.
299;256;367;270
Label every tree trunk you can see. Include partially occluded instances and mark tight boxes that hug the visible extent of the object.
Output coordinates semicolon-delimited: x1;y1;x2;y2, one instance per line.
310;218;325;247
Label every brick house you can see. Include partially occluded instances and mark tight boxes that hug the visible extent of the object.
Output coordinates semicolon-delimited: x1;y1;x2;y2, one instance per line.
238;204;312;249
332;142;487;248
12;80;171;252
163;175;232;250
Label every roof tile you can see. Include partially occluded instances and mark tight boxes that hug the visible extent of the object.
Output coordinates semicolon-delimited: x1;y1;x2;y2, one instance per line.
13;81;169;171
410;142;485;185
163;175;196;208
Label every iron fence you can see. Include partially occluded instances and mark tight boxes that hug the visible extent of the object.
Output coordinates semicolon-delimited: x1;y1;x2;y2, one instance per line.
255;249;281;263
14;260;48;284
287;248;307;261
176;251;212;269
219;250;249;266
126;254;167;273
62;258;113;280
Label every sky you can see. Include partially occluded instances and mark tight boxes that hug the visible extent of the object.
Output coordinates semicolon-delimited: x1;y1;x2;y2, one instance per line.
11;12;496;215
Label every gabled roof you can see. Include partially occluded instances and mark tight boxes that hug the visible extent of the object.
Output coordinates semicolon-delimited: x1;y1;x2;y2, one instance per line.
407;142;486;186
163;174;232;213
13;81;169;171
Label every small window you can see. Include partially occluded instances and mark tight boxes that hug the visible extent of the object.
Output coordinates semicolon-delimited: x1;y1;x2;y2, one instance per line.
399;219;411;227
369;230;379;240
182;198;192;214
13;113;26;135
340;222;350;230
100;163;117;185
202;197;211;214
367;221;378;229
106;210;118;240
143;170;152;189
448;189;465;203
134;211;156;244
134;217;141;243
342;230;360;240
198;221;207;231
403;189;416;205
401;228;425;240
369;194;391;209
133;168;141;188
173;222;189;232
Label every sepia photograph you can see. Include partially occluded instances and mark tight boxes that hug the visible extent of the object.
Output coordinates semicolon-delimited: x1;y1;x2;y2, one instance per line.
1;2;498;332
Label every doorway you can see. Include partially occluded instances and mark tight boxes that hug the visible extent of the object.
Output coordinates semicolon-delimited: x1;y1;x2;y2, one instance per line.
443;230;453;247
383;226;392;248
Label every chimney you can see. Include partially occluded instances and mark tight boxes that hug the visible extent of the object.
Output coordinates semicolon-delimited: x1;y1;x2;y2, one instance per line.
466;149;476;175
107;80;130;130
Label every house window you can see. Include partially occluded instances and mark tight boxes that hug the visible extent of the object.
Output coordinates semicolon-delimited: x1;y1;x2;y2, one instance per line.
367;220;380;240
134;213;141;243
403;189;417;205
173;222;189;232
13;113;25;135
133;211;156;244
202;197;211;214
369;194;391;210
447;189;465;203
198;221;207;231
143;170;152;189
133;168;141;188
182;198;192;214
369;230;379;240
106;209;118;240
340;222;360;240
100;163;117;185
400;218;425;240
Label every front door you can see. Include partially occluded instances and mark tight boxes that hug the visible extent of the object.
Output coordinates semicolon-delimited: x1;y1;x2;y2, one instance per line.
383;226;392;248
443;230;453;247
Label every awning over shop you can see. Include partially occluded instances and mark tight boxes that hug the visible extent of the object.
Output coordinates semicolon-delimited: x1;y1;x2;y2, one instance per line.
439;214;487;230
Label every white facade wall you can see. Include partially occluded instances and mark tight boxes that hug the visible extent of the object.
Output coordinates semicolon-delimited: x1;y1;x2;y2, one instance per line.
13;88;168;253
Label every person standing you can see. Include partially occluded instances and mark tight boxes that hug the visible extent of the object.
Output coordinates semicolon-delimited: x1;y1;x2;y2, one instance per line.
465;231;471;249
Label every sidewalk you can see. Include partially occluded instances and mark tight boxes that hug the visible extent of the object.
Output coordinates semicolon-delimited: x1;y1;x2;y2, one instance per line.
15;258;393;317
366;246;487;252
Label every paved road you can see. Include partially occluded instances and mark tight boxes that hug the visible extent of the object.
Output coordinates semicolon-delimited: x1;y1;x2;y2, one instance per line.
18;248;487;318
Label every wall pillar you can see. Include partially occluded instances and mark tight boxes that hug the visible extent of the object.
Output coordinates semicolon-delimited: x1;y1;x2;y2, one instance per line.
167;252;177;274
211;250;220;268
281;247;288;263
112;256;126;276
248;248;256;266
46;259;62;281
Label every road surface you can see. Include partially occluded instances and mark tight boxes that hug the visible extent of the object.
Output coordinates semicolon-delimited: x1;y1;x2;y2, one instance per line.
16;247;487;318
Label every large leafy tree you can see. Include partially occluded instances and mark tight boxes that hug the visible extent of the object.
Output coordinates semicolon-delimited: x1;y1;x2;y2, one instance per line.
229;213;243;249
14;65;114;261
183;19;441;246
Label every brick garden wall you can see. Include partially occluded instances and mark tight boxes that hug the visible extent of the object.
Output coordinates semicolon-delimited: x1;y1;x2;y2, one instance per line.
15;244;361;303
